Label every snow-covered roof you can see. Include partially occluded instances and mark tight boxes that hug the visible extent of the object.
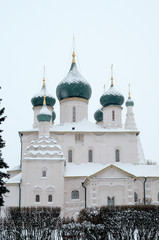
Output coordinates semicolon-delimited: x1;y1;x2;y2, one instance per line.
50;119;139;134
19;119;140;134
104;86;123;97
39;105;52;115
65;163;159;178
24;136;65;161
8;165;21;172
6;173;22;184
61;63;89;85
33;87;54;98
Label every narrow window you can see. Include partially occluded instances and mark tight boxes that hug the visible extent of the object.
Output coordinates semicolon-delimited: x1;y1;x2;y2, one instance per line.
115;149;120;162
73;107;76;122
68;150;72;162
88;149;93;162
107;197;115;206
134;192;138;203
48;195;53;202
35;195;40;202
112;110;115;121
42;170;46;177
71;190;79;199
75;134;84;142
158;192;159;201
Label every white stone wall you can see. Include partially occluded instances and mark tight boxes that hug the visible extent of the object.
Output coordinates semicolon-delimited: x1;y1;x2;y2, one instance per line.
60;98;88;123
103;106;122;128
21;159;65;214
52;132;139;164
64;178;85;217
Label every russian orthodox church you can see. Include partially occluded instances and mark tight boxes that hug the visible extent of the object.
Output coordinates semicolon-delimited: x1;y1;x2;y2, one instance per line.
4;51;159;217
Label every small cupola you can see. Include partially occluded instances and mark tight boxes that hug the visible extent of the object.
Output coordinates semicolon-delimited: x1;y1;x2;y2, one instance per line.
125;86;134;107
100;65;124;107
31;70;56;107
101;65;124;129
94;108;103;123
37;96;52;122
125;85;137;130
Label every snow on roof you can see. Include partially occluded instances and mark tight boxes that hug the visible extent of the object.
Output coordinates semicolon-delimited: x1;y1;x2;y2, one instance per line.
104;86;123;96
24;150;63;156
33;87;54;98
117;163;159;178
50;119;139;133
39;104;52;115
60;63;89;85
19;120;139;134
65;162;159;178
8;165;21;171
24;136;65;160
6;173;22;184
65;163;107;177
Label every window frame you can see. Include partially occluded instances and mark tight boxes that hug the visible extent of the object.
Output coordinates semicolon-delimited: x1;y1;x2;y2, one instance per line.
112;110;115;121
73;106;76;122
134;192;138;203
107;197;115;207
42;170;46;178
115;149;120;162
88;149;93;162
48;194;53;203
35;194;40;203
68;149;73;162
71;190;79;200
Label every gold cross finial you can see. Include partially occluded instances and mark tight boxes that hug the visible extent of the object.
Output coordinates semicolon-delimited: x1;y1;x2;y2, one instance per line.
43;95;46;105
128;84;131;98
43;65;46;87
72;51;76;63
111;64;114;86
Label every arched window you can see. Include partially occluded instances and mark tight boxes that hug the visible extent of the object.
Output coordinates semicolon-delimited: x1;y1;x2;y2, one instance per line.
88;149;93;162
71;190;79;199
48;194;53;202
115;149;120;162
134;192;138;203
107;197;115;206
68;150;72;162
158;192;159;201
42;170;46;177
73;107;76;122
112;110;115;121
35;195;40;202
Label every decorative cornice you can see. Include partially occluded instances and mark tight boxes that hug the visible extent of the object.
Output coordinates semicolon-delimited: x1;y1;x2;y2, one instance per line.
60;97;88;104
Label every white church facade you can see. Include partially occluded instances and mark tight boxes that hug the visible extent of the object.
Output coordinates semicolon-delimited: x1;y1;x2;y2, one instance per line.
4;52;159;217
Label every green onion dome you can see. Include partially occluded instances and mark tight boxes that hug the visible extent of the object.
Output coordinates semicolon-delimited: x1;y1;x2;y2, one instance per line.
56;52;92;101
94;108;103;122
37;99;52;122
31;78;56;107
52;111;56;122
100;85;124;107
126;91;134;106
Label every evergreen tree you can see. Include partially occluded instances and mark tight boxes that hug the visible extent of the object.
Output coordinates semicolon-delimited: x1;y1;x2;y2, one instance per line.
0;87;9;206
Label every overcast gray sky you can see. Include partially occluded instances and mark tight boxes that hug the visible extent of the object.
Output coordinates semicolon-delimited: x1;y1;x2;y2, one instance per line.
0;0;159;167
